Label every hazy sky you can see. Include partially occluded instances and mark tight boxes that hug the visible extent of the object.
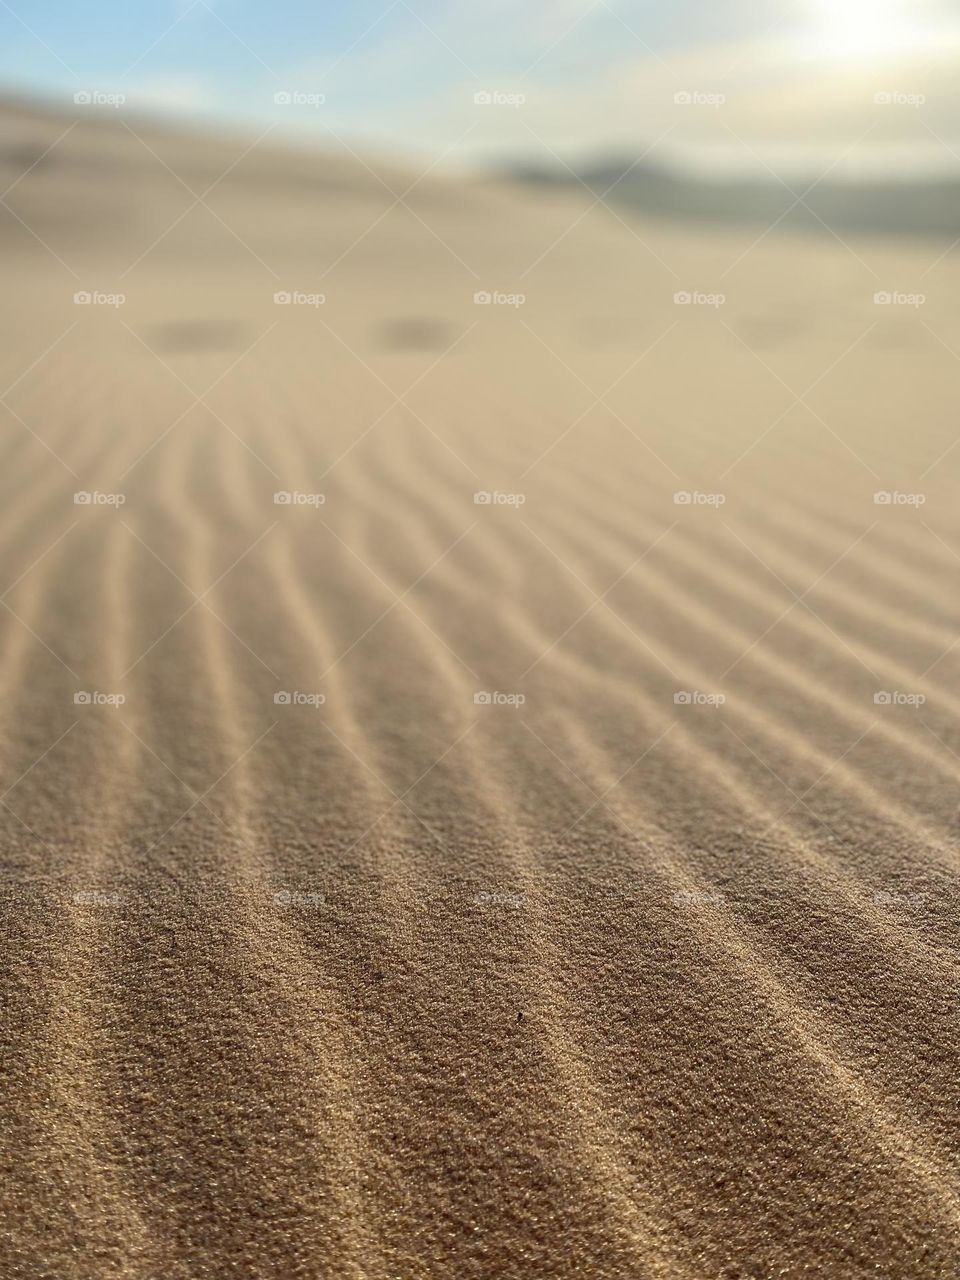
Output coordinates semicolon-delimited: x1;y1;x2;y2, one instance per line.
2;0;960;174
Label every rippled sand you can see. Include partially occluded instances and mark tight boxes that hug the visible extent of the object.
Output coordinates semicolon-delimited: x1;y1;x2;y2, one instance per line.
1;100;959;1278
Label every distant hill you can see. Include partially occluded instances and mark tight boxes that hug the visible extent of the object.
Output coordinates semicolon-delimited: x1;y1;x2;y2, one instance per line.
506;156;960;238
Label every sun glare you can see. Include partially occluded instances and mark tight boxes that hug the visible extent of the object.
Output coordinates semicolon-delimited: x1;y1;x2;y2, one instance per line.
811;0;935;59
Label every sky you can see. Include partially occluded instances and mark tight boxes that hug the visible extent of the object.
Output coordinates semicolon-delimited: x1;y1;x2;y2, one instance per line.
2;0;960;176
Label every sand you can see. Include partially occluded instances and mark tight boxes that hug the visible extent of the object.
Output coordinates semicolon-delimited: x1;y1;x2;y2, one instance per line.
1;99;959;1278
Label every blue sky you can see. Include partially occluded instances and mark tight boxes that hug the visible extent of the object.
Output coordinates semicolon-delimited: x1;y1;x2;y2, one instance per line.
0;0;717;104
2;0;960;172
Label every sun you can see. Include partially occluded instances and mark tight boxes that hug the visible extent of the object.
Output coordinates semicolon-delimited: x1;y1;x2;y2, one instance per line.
810;0;935;59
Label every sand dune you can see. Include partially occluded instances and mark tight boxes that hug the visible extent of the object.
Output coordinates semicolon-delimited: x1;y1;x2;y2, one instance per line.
1;100;959;1278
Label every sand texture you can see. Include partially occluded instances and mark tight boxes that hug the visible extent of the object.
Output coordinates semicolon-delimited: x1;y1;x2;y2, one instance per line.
1;101;959;1278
